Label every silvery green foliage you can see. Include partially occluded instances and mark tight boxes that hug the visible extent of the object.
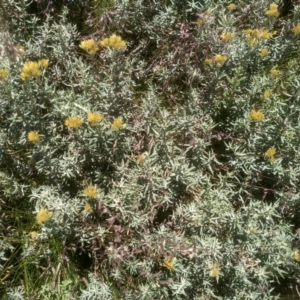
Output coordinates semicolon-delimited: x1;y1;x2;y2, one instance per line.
1;0;300;299
6;286;25;300
80;273;112;300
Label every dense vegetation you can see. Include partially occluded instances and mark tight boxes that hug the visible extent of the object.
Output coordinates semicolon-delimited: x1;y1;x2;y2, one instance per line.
1;0;300;299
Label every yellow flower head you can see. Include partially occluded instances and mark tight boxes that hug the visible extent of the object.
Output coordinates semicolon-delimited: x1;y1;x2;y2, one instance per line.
16;45;25;53
209;263;219;278
65;116;84;128
163;257;175;270
30;231;38;240
36;209;52;224
214;54;228;67
137;154;146;163
248;110;265;121
260;48;269;57
270;68;280;76
249;39;258;47
265;148;276;162
38;59;49;68
20;61;42;81
87;112;104;126
112;117;124;131
291;23;300;34
262;90;272;99
83;185;98;199
265;3;279;17
260;30;276;39
196;18;206;27
28;131;40;143
100;35;126;49
0;69;9;80
227;3;237;11
204;58;213;64
220;32;234;42
79;39;99;55
294;251;300;262
84;203;93;213
244;29;276;40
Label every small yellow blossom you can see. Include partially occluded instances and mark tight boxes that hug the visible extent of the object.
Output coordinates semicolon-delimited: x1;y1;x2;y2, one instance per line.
265;3;279;17
163;257;175;270
30;231;38;240
260;30;276;39
28;131;40;143
248;110;265;121
0;69;9;80
262;90;272;99
79;39;99;55
291;23;300;34
16;45;25;53
294;251;300;262
87;112;104;126
244;29;276;40
83;185;98;199
137;154;146;163
38;59;49;68
270;68;280;76
260;48;269;57
214;55;228;67
196;18;206;27
204;58;213;64
100;35;126;49
36;209;52;224
265;148;276;162
65;116;84;128
84;203;93;213
227;3;237;11
20;61;42;80
220;32;234;42
209;263;219;277
249;39;258;47
112;117;124;131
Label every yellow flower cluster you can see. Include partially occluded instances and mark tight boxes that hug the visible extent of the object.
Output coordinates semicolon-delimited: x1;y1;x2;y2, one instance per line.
294;251;300;262
163;257;175;270
0;69;9;80
87;112;104;126
209;263;219;277
214;54;228;67
227;3;236;11
65;116;84;128
265;3;279;17
112;117;124;131
220;32;234;42
20;59;49;81
30;231;38;240
262;90;272;99
244;29;276;40
265;148;276;162
28;131;40;143
79;39;99;55
136;154;146;163
205;55;228;67
270;68;280;76
83;185;98;198
291;23;300;34
85;203;93;213
100;35;126;49
36;209;52;224
248;110;265;121
260;48;269;57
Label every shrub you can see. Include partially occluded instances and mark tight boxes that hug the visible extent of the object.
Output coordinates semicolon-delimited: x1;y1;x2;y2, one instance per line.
1;0;300;299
